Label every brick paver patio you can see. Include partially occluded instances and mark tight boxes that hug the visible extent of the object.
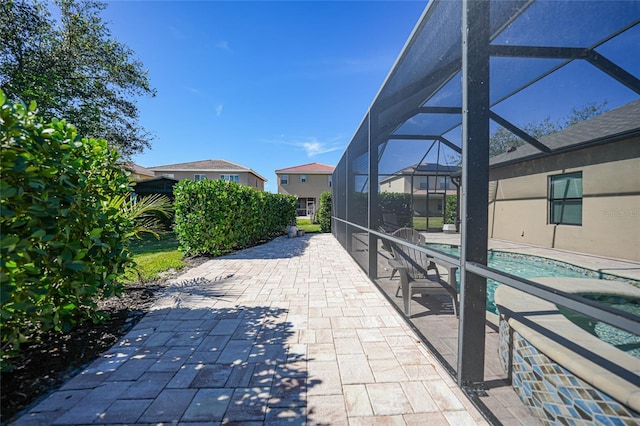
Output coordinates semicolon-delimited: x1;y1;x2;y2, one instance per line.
12;234;487;425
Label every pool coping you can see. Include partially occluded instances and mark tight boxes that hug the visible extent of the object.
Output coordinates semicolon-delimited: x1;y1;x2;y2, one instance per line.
494;277;640;413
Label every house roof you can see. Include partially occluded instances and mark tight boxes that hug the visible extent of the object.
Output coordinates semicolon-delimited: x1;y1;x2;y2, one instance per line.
401;163;459;174
275;162;335;174
379;163;460;184
490;99;640;167
123;162;155;177
149;159;267;182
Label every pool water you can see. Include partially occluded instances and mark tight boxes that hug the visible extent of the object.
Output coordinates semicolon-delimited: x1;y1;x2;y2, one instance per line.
428;244;640;358
427;244;603;314
558;295;640;358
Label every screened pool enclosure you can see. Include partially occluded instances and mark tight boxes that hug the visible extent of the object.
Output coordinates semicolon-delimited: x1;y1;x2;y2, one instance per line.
331;0;639;421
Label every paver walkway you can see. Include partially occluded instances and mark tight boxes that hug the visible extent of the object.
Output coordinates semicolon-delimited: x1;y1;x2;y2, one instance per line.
13;234;487;425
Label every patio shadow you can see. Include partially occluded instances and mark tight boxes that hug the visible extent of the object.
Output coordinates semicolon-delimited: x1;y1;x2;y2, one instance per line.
16;305;320;425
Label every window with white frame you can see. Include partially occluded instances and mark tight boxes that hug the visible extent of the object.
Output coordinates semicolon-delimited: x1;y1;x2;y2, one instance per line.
194;174;207;181
328;175;332;187
549;172;582;225
280;174;288;185
220;174;239;183
300;175;307;183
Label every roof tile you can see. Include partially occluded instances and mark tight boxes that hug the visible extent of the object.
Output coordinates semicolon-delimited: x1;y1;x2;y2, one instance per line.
491;100;640;166
149;159;249;171
275;162;335;173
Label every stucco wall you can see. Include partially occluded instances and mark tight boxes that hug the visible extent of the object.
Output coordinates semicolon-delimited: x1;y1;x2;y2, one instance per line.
277;173;331;202
380;176;408;193
153;171;264;190
489;137;640;261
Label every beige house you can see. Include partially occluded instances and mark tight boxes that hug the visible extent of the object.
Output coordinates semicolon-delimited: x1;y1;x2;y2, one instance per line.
380;164;459;214
488;100;640;262
123;163;155;181
149;159;267;191
275;162;334;216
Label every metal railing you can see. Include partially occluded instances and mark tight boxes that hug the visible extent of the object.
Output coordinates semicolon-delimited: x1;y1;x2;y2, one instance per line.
333;215;640;368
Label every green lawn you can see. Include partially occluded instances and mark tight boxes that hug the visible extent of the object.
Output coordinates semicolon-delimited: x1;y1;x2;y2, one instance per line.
123;232;187;283
129;231;180;254
412;216;444;230
123;219;324;284
296;218;321;233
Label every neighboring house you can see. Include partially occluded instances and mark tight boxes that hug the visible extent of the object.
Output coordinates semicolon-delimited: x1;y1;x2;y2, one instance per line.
380;163;459;215
149;159;267;191
123;163;155;180
488;99;640;262
275;162;335;216
379;163;460;230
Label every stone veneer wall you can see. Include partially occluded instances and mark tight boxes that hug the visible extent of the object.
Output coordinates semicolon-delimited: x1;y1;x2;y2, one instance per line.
499;318;640;425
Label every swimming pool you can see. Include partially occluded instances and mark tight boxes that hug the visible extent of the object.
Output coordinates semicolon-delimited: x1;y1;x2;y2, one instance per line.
426;244;639;313
428;244;640;358
558;294;640;358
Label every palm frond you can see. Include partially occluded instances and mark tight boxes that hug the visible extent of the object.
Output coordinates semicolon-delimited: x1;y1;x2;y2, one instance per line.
107;193;174;240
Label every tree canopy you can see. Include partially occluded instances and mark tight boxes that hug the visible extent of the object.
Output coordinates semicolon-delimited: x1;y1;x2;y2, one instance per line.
488;100;608;157
0;0;155;157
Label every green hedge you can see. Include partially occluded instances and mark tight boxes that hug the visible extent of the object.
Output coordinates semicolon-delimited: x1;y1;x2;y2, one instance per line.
379;192;412;228
0;91;134;370
317;191;332;233
173;179;297;256
445;195;458;225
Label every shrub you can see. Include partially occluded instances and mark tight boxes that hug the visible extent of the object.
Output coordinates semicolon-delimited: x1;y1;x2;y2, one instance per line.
445;195;458;225
317;191;332;233
379;192;412;228
0;91;135;370
173;179;296;256
109;193;174;239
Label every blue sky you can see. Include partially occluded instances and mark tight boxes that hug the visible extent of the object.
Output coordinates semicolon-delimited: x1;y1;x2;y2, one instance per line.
100;1;428;192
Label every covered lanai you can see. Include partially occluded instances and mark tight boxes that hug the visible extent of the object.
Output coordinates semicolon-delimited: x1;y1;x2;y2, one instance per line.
331;1;640;423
